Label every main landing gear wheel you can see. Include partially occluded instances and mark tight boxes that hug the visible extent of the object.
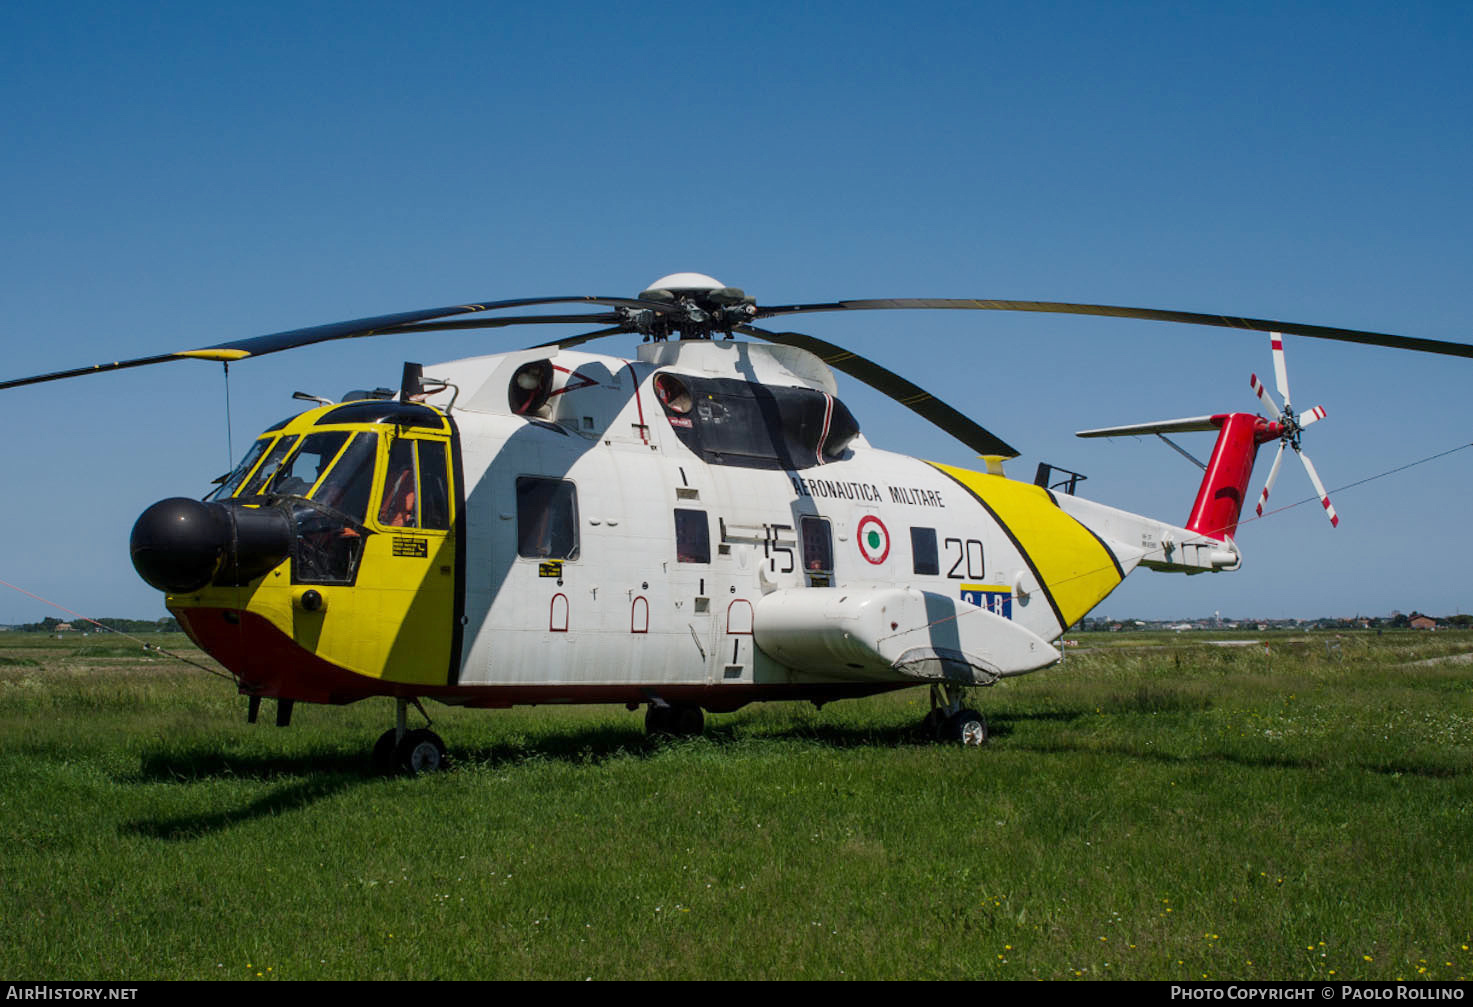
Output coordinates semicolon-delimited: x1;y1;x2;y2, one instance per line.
946;709;988;746
921;684;990;746
645;703;705;737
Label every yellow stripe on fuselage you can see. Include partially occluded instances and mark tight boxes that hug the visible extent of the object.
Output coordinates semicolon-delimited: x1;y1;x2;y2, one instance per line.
929;462;1123;629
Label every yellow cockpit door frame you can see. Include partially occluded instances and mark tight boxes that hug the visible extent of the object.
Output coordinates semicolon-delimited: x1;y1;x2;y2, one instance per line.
341;424;460;686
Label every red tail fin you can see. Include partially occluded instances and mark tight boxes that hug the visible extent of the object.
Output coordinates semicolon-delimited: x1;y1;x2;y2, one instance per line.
1185;413;1280;540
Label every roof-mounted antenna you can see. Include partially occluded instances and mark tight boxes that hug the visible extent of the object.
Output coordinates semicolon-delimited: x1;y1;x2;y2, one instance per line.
400;362;424;402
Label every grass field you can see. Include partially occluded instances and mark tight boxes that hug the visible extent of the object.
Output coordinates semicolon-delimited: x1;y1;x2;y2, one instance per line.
0;629;1469;980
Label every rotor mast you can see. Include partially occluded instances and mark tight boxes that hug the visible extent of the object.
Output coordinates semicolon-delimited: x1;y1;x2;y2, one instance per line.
621;272;757;341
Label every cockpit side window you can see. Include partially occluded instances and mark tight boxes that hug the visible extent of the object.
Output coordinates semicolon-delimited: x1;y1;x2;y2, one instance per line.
309;432;378;523
418;440;451;531
378;438;418;528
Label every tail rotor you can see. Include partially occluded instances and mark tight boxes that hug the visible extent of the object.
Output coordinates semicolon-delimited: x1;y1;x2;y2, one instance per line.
1249;334;1338;526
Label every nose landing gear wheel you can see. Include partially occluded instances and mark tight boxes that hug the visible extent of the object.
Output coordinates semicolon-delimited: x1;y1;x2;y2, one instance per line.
399;729;448;774
372;726;450;775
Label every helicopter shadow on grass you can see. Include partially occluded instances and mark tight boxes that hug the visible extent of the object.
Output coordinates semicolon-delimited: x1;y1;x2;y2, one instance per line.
119;746;375;841
116;708;1095;841
116;724;669;842
710;707;1088;748
440;718;906;767
1003;737;1471;779
121;775;361;842
469;704;1088;755
451;720;929;761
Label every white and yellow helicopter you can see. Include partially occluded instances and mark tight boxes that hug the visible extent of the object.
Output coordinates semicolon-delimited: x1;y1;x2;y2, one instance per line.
6;273;1470;771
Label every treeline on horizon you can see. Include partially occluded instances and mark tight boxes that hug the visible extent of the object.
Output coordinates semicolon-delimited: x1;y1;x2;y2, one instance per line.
5;616;181;634
1080;612;1473;630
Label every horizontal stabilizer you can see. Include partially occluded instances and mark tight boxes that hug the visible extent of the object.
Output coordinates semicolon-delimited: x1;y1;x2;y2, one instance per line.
1077;415;1220;438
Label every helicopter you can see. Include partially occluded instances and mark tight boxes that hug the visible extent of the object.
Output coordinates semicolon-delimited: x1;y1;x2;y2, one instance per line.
5;272;1471;772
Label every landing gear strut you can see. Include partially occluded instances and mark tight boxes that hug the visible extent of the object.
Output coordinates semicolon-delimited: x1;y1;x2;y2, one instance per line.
645;701;705;737
921;683;988;746
372;697;448;775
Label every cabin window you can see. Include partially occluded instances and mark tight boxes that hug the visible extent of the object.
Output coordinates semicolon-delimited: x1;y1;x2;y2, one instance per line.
911;527;939;575
674;509;710;564
801;516;834;574
419;440;451;531
655;374;860;470
379;438;419;528
517;477;580;559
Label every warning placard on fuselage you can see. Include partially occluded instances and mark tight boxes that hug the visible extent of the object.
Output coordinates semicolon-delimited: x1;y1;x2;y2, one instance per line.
392;536;429;558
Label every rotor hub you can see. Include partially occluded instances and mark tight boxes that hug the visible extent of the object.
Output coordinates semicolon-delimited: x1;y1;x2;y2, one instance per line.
627;272;757;341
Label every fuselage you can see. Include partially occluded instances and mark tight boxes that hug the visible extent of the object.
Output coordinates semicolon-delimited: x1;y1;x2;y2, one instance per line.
156;340;1229;711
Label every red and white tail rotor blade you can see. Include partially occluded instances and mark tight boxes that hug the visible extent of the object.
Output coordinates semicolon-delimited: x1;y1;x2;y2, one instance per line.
1296;449;1340;528
1299;404;1327;427
1249;373;1283;419
1255;441;1287;517
1270;332;1292;409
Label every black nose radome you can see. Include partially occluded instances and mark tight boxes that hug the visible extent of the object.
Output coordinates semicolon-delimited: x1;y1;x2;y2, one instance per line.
130;498;229;593
130;498;295;593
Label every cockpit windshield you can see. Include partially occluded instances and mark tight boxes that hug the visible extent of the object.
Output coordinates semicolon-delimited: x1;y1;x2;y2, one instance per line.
206;436;276;501
205;422;390;585
240;436;300;497
260;432;351;498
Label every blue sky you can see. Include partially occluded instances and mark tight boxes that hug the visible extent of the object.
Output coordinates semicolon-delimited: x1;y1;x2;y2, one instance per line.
1;1;1470;623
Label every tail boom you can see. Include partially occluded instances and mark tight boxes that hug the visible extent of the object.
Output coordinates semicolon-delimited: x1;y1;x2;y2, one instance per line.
1183;413;1282;541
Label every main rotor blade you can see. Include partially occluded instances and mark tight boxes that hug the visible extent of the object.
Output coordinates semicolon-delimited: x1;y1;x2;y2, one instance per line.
737;323;1019;459
0;352;190;391
755;299;1473;359
383;313;621;335
529;326;631;350
0;296;658;392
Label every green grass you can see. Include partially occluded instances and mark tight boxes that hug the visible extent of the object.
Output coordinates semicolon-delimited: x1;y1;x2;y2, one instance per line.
0;630;1469;980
